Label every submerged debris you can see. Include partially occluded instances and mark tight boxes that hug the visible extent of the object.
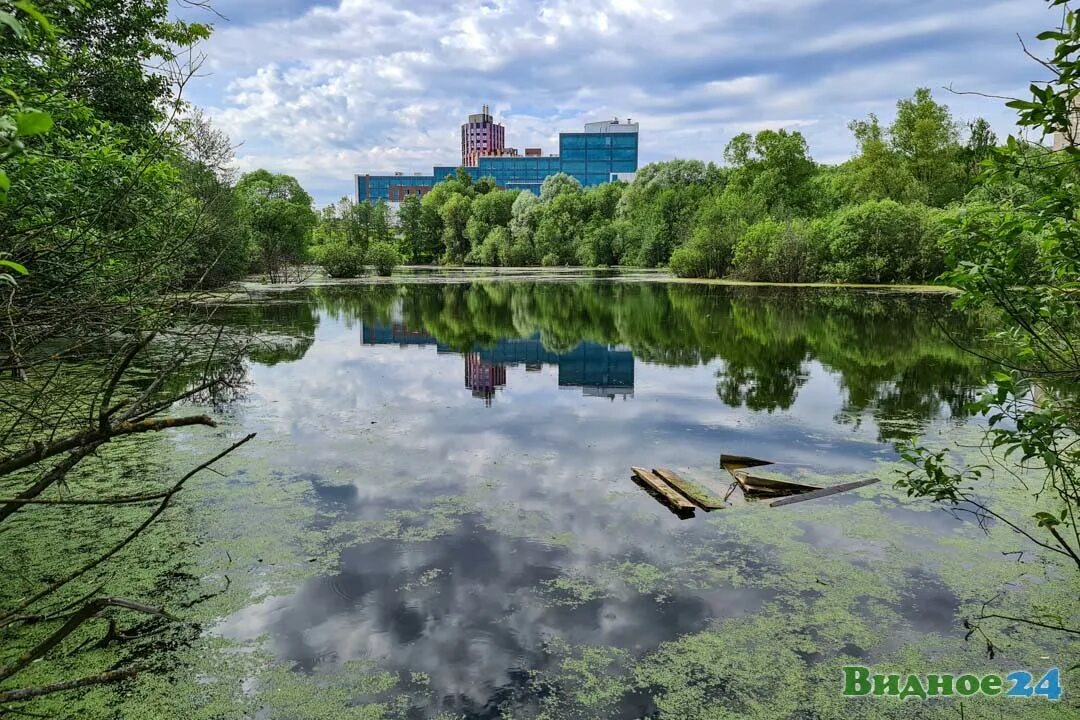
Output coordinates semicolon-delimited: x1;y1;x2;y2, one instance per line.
631;456;879;515
769;478;880;507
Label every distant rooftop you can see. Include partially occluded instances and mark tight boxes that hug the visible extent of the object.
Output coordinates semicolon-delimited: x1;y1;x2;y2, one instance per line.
583;118;639;133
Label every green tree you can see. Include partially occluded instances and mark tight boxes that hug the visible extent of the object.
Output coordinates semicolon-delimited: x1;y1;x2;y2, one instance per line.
398;194;424;261
539;171;582;202
477;226;512;266
839;114;925;204
236;170;317;282
889;88;965;206
367;240;401;276
465;188;517;261
439;193;472;263
508;191;540;264
823;200;938;283
534;190;586;265
723;129;816;216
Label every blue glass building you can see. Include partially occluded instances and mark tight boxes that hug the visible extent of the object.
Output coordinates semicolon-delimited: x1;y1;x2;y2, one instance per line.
356;117;639;204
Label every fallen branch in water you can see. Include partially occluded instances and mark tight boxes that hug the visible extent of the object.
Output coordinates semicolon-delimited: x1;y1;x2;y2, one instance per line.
0;598;175;684
0;432;256;625
0;665;145;704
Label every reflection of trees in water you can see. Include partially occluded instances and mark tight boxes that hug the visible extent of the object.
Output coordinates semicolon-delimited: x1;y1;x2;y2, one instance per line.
705;290;988;439
210;298;320;366
247;281;986;434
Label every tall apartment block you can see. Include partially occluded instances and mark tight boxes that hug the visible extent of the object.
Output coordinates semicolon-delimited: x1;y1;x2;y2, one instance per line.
357;107;639;205
461;105;506;167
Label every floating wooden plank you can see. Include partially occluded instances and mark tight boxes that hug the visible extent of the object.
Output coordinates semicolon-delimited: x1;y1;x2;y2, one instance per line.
732;469;820;494
769;478;880;508
720;454;773;471
653;468;725;510
631;466;695;512
629;475;696;519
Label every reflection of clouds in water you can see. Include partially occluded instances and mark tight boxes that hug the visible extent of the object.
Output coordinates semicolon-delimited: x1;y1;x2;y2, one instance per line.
216;289;980;716
243;311;889;493
218;519;771;715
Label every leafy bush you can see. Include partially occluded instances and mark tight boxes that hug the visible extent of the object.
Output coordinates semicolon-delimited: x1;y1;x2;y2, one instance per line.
822;199;934;283
577;224;618;267
669;230;734;278
731;218;827;282
311;242;365;278
367;241;402;276
473;227;511;266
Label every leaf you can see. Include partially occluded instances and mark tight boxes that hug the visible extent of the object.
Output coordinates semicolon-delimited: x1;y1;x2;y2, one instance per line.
0;10;25;38
0;259;28;275
14;110;52;137
13;0;54;35
1034;512;1061;528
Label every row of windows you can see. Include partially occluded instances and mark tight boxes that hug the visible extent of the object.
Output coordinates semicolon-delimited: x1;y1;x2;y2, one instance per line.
560;133;638;150
560;160;637;174
561;147;637;162
364;175;434;186
478;159;561;172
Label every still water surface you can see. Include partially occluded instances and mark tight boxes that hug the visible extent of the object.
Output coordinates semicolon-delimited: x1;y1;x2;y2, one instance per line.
192;277;1059;718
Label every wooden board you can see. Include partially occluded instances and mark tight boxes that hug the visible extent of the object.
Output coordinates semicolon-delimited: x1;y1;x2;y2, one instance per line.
653;468;725;510
769;478;880;507
720;454;773;471
631;466;696;511
732;469;820;494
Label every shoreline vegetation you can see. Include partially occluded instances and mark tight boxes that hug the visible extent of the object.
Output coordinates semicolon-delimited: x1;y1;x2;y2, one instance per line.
307;87;999;286
231;266;960;295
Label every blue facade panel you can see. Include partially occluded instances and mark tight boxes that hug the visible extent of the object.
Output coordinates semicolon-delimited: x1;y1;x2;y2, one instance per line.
358;128;638;203
559;131;639;186
357;174;435;203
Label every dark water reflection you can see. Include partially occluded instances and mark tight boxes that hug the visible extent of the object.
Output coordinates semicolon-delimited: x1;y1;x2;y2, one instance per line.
209;279;991;718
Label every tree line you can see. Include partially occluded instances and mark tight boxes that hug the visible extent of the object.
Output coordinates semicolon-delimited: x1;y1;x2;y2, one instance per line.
313;87;997;284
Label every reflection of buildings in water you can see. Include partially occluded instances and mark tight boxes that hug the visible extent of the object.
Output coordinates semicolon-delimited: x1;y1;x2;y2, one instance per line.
465;353;506;406
361;322;436;347
475;337;634;402
360;323;634;403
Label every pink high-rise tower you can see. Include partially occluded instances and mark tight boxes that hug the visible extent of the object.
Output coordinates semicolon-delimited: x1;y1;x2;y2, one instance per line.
461;105;505;167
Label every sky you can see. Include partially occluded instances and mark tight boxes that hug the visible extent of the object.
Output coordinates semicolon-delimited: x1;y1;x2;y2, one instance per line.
175;0;1057;206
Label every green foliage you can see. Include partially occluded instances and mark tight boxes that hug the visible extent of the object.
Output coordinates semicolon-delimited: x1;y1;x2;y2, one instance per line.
312;242;365;278
438;193;472;263
365;89;988;280
731;218;829;282
823;200;940;283
476;226;511;266
367;241;401;276
669;230;735;279
724;129;816;216
539;171;582;202
236;170;317;281
900;0;1080;632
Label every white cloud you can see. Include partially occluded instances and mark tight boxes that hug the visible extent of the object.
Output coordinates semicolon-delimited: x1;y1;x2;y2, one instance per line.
182;0;1055;204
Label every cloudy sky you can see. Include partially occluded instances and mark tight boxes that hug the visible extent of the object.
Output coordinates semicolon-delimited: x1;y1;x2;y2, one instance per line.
177;0;1056;206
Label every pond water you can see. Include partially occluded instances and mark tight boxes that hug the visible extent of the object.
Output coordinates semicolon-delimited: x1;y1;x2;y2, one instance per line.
154;275;1074;718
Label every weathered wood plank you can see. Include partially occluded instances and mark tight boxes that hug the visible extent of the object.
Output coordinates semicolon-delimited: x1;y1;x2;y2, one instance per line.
631;466;696;511
769;478;880;507
719;454;773;471
653;468;725;510
732;469;820;494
